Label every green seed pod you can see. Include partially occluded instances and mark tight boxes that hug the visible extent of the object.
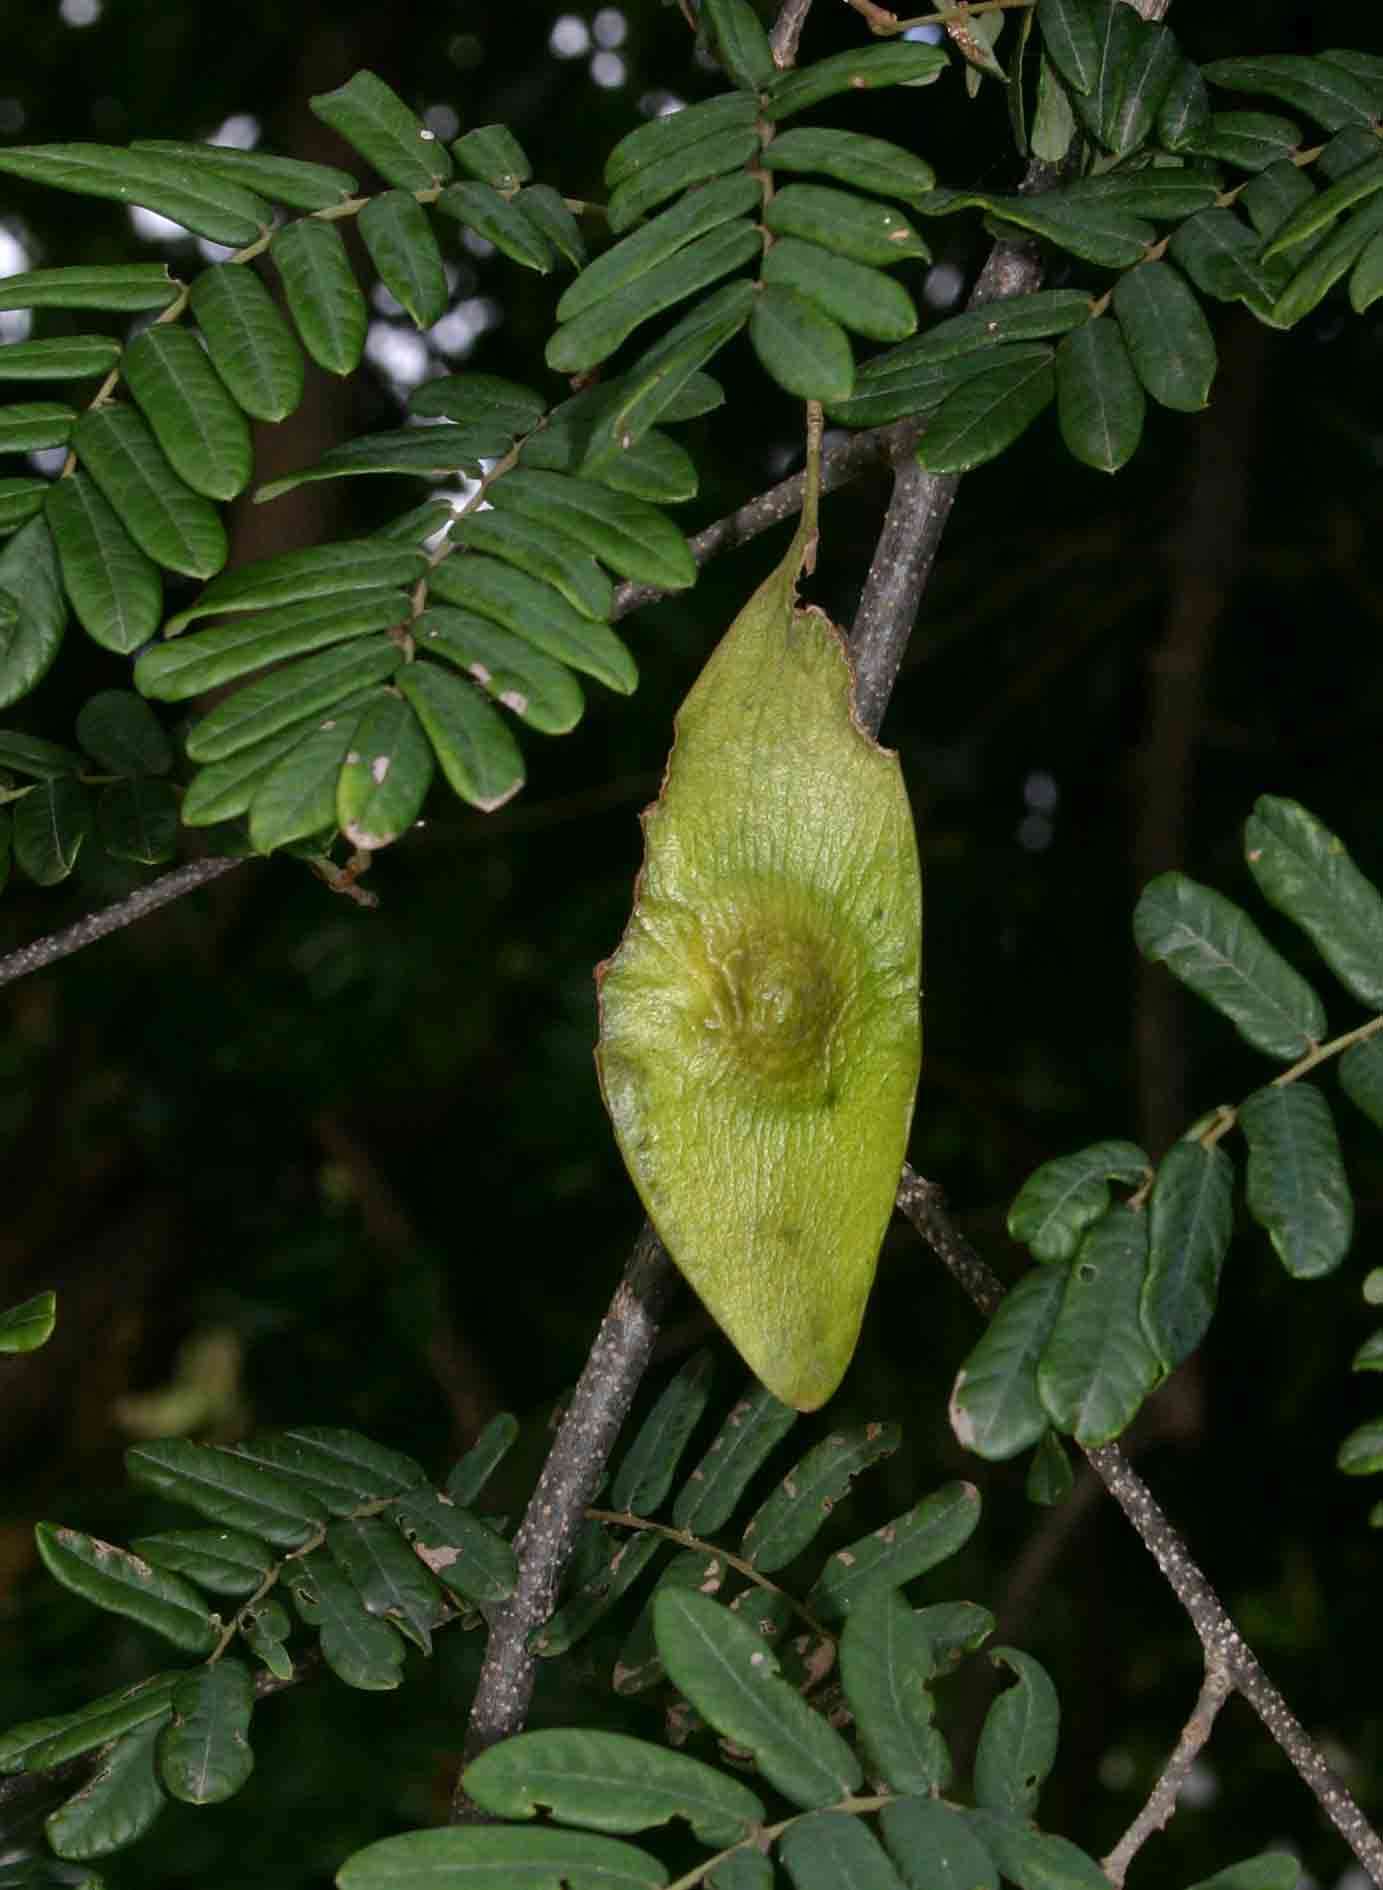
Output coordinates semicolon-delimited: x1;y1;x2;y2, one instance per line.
596;490;921;1410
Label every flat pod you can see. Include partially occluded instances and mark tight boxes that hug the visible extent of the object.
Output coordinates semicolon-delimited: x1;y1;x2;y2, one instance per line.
596;531;921;1410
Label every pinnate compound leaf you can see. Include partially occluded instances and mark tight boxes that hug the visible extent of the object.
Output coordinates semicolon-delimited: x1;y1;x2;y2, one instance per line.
126;1438;330;1547
1037;0;1099;96
762;240;916;343
965;1812;1110;1890
157;1661;254;1805
417;606;584;735
437;182;555;271
1008;1140;1149;1263
0;1674;178;1775
131;1527;273;1597
0;336;119;380
394;1488;517;1604
765;41;948;119
489;468;694;589
359;191;448;328
653;1588;862;1808
915;353;1055;474
34;1524;217;1653
1055;317;1144;473
188;262;306;425
0;144;267;245
464;1728;763;1844
606;129;760;236
1240;1083;1352;1279
1243;796;1383;1010
973;1648;1059;1817
45;1722;165;1861
73;407;226;580
949;1266;1067;1461
1203;54;1380;133
741;1424;900;1571
123;327;251;501
396;660;525;813
310;70;451;189
1112;261;1215;412
12;778;91;885
46;473;161;655
764;186;927;267
879;1798;998;1890
780;1813;909;1890
1133;872;1327;1059
282;1551;406;1690
168;539;422;634
810;1482;981;1621
1037;1206;1161;1445
335;692;433;851
0;515;65;707
327;1515;446;1651
839;1590;949;1795
75;689;171;775
338;1827;668;1890
672;1382;797;1534
0;1290;56;1353
763;128;935;204
1141;1139;1234;1371
271;219;368;377
749;282;854;403
611;1352;715;1516
0;264;178;313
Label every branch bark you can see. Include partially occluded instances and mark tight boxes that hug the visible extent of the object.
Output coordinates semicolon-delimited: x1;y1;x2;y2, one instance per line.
0;856;242;990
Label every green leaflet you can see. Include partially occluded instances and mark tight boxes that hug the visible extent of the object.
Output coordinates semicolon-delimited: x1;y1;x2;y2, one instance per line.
809;1482;981;1620
0;477;47;532
393;1488;518;1605
454;124;532;190
1170;209;1281;320
829;341;1057;430
271;218;368;377
446;1411;520;1506
1037;1207;1162;1446
966;1813;1111;1890
339;1826;668;1890
1271;193;1383;327
76;690;171;774
72;405;227;579
185;637;402;763
428;554;636;694
0;1289;57;1353
949;1265;1067;1462
359;190;448;329
282;1550;406;1691
410;370;546;431
653;1589;862;1809
45;1721;166;1862
1009;1140;1150;1263
158;1661;255;1805
248;705;370;853
1059;172;1221;222
464;1728;764;1845
880;1799;997;1890
166;539;424;634
703;0;775;91
1185;112;1303;172
1103;17;1179;155
1261;155;1383;262
310;70;452;191
137;592;408;701
255;425;506;502
0;143;268;245
11;777;91;884
839;1590;950;1795
1141;1139;1235;1371
1240;1082;1353;1279
396;659;526;813
761;240;917;344
749;283;855;403
126;1437;330;1548
1055;317;1145;473
0;402;75;452
327;1515;447;1651
131;1527;273;1597
1134;872;1327;1059
533;1533;662;1657
437;182;555;272
122;327;252;501
1037;0;1099;96
336;692;435;850
0;731;81;778
1158;55;1212;149
741;1426;901;1570
181;709;370;827
780;1813;909;1890
1112;261;1218;412
1203;53;1380;133
417;606;585;735
611;1352;715;1515
0;515;67;708
47;471;162;654
595;482;920;1410
557;175;759;323
671;1381;797;1534
453;508;612;622
763;128;936;205
915;353;1056;475
972;1648;1060;1817
0;263;178;312
488;468;694;590
606;94;759;189
597;281;755;451
764;185;927;267
764;41;948;119
606;128;761;236
0;1674;178;1774
1243;796;1383;1010
1339;1418;1383;1478
1184;1856;1303;1890
231;1426;428;1512
130;139;358;211
1340;1034;1383;1132
1351;230;1383;311
188;265;306;423
1027;1430;1074;1506
34;1523;218;1654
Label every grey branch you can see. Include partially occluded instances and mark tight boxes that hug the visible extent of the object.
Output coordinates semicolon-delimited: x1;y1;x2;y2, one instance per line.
0;856;242;990
1103;1660;1233;1885
897;1165;1383;1886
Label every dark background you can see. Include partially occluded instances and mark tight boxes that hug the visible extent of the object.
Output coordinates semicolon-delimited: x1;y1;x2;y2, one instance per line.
0;1;1380;1883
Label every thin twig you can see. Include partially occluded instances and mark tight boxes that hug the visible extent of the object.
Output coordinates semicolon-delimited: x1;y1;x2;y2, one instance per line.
0;856;242;990
769;0;814;68
1103;1660;1233;1885
897;1164;1383;1886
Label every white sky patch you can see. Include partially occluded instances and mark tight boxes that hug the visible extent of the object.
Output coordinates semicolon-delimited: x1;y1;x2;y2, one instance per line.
0;225;33;339
372;281;405;317
425;103;460;142
213;112;260;149
903;21;944;41
27;445;65;475
593;7;626;47
639;89;684;119
461;227;495;261
922;260;965;309
365;321;430;391
59;0;101;24
590;51;626;89
196;237;238;264
550;13;590;57
431;295;502;357
128;203;186;245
